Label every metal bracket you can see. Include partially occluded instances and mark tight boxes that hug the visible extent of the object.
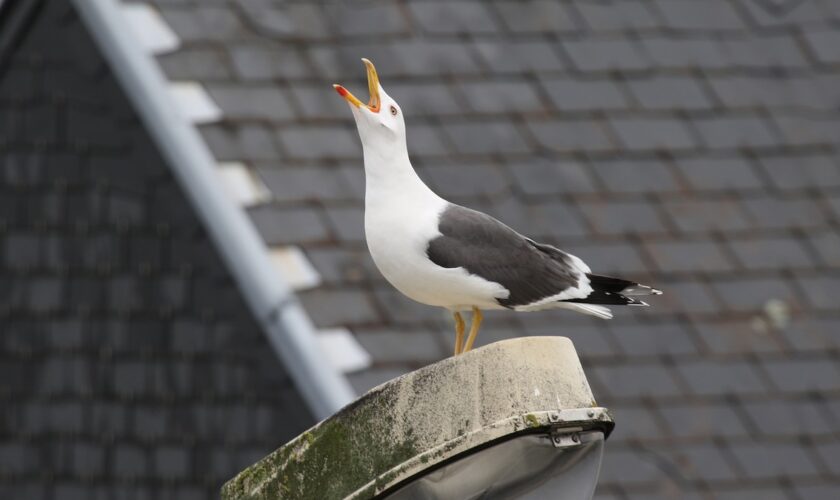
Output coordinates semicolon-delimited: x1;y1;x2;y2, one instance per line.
550;426;584;448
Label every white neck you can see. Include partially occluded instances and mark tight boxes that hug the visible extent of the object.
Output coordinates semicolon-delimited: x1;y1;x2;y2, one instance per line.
362;142;439;204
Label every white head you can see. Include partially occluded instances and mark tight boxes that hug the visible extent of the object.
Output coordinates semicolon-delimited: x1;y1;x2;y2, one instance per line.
334;59;407;160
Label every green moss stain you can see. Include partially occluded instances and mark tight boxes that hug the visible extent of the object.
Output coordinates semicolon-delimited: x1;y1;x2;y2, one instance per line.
524;413;540;428
222;386;419;500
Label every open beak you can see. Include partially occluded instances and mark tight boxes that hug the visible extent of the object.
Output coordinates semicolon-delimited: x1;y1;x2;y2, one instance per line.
333;58;381;113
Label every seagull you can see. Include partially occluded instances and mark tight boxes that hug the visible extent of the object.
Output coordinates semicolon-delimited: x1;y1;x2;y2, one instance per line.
334;59;661;356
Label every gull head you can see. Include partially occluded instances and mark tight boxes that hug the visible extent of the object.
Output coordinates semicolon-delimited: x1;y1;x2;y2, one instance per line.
334;58;406;155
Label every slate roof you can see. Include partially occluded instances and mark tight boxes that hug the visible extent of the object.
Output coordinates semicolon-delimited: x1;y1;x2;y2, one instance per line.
131;0;840;496
0;2;312;497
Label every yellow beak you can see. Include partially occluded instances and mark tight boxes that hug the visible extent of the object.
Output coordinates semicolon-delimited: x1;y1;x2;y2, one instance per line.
333;58;381;113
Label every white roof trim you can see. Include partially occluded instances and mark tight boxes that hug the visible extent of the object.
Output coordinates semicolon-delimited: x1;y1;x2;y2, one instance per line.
119;3;179;55
317;328;373;374
72;0;356;419
216;161;271;206
269;246;322;291
168;81;223;124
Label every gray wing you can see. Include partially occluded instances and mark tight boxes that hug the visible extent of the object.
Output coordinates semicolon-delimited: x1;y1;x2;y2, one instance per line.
425;204;582;308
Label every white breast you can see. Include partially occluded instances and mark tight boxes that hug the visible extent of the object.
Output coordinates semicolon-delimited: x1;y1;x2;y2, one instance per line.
364;188;509;311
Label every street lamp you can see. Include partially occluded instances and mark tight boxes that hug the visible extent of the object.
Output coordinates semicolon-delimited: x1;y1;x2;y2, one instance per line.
222;337;614;500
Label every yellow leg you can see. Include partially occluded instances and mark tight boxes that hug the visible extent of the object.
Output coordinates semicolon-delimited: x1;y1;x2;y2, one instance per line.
462;307;483;353
453;312;465;355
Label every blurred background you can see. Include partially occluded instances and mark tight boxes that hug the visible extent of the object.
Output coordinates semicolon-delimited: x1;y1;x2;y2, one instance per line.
1;0;839;498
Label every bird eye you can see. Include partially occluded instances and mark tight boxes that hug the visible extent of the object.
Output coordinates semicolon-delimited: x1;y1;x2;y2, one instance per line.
390;105;398;116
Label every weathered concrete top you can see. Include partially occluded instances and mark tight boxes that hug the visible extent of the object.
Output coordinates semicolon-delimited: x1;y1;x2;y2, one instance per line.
221;337;613;500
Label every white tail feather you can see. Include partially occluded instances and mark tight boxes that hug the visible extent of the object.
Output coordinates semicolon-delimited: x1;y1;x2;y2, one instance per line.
554;303;613;319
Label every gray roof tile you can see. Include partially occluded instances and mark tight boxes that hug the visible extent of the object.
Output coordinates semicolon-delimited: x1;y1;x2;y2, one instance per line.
796;275;840;311
627;75;714;111
527;118;615;153
409;1;499;34
676;156;765;191
593;363;682;399
324;205;365;244
228;45;312;81
721;34;809;69
829;194;840;220
276;125;360;160
381;82;463;117
517;199;590;238
610;321;699;357
728;441;821;478
492;1;579;33
539;77;630;111
809;230;840;267
772;113;840;147
692;115;779;150
733;0;828;27
656;443;740;481
693;319;785;354
663;197;751;233
759;154;840;191
113;445;147;479
560;241;650;275
574;0;660;31
654;279;722;315
247;205;330;245
371;286;442;325
289;86;352;120
727;236;815;270
508;159;597;196
711;277;799;313
598;449;668;487
387;40;483;76
679;360;769;396
742;398;835;437
659;402;751;439
778;317;840;353
158;48;233;80
354;327;445;364
422;163;509;198
237;2;331;40
610;117;697;151
644;239;736;273
297;288;380;328
641;37;729;70
458;81;544;113
200;124;282;162
591;158;680;193
580;199;669;235
257;166;356;204
405;123;451;157
473;40;566;73
793;484;840;500
606;404;667;443
563;38;651;72
330;2;409;36
763;358;840;393
443;121;530;155
814;441;840;475
741;197;828;230
654;0;745;30
159;6;248;43
207;85;295;121
802;29;840;64
154;446;190;479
